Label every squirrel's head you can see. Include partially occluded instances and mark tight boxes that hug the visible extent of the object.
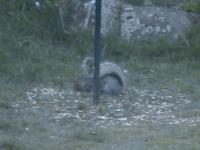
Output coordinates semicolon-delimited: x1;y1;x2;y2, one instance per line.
73;76;93;92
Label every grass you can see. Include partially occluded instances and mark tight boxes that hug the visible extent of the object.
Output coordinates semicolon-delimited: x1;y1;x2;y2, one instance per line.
125;0;144;5
0;1;200;84
0;140;25;150
0;59;199;150
182;1;200;13
146;125;200;150
0;1;200;150
125;0;199;8
1;116;200;150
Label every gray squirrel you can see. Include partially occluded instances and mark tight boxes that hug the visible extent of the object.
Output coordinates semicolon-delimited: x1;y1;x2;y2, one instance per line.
74;57;127;95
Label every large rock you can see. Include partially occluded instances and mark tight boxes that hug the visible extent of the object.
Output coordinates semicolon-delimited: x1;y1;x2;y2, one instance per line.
59;0;200;40
101;0;121;35
120;4;199;40
83;0;121;35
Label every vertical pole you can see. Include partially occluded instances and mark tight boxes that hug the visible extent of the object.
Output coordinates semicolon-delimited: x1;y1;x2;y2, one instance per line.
93;0;102;105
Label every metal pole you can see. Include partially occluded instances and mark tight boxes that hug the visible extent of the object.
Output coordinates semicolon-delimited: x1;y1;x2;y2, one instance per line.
93;0;102;105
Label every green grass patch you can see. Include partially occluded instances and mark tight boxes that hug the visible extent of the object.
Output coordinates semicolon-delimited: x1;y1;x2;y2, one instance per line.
0;100;11;109
0;140;25;150
105;30;200;62
125;0;144;5
182;2;200;13
73;127;106;143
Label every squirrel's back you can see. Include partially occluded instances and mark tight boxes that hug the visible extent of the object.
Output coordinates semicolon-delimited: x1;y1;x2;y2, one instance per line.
74;57;128;95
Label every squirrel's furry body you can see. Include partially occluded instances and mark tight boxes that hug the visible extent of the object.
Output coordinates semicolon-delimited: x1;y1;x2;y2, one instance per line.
74;57;127;95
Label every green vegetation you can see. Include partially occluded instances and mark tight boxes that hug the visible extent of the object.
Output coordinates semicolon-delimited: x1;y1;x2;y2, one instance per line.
0;1;91;84
125;0;143;5
0;0;200;84
105;28;200;61
182;1;200;13
125;0;200;8
0;1;200;150
0;140;24;150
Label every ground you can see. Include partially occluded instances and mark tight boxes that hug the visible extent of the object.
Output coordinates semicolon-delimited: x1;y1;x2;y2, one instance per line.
0;58;200;150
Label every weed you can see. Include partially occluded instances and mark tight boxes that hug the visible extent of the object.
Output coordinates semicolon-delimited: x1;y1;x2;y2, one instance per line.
0;100;11;109
0;119;19;131
182;2;200;13
0;140;24;150
73;127;106;143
